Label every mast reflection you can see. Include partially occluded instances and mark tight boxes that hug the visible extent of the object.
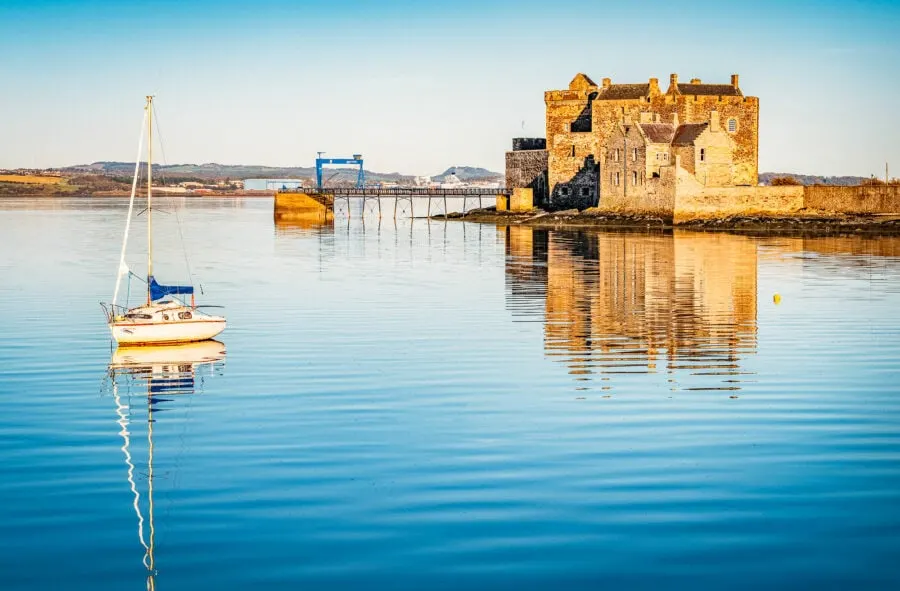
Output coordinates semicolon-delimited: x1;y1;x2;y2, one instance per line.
106;340;226;589
504;228;758;392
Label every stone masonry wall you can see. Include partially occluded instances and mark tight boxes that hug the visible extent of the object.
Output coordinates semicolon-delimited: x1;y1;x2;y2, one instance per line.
600;124;649;206
547;132;599;210
665;95;758;185
804;185;900;214
674;186;804;222
506;149;549;207
598;165;676;218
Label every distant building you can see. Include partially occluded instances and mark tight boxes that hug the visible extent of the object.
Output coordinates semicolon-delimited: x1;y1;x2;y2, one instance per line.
243;179;305;191
440;173;464;189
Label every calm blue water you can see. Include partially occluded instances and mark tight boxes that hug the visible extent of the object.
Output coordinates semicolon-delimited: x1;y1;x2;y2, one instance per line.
1;197;900;589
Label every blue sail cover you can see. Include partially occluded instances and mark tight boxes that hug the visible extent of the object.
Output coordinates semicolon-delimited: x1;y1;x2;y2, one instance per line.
149;275;194;301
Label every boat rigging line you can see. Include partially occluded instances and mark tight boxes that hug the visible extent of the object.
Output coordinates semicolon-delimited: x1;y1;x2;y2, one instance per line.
151;101;200;293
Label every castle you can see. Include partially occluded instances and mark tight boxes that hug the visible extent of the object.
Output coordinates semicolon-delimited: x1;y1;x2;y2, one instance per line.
507;72;761;214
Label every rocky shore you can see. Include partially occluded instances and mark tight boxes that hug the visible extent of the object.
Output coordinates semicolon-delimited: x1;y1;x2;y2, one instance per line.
434;207;900;235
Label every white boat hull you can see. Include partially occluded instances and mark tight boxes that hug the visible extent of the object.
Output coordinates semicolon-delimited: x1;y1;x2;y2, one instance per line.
111;317;226;345
108;301;225;346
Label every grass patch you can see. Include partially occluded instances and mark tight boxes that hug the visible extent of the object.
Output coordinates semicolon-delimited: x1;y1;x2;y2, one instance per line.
0;174;64;185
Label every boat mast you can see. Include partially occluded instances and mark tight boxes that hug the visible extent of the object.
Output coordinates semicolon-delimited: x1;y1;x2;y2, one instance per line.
147;389;156;589
147;95;154;305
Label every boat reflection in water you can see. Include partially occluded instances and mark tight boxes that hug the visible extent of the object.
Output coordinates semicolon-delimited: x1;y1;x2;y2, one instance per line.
106;340;226;589
504;227;759;393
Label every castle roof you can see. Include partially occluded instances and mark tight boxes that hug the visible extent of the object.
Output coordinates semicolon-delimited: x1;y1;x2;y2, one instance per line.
568;73;598;90
639;123;676;143
672;123;709;145
676;83;742;97
597;84;650;100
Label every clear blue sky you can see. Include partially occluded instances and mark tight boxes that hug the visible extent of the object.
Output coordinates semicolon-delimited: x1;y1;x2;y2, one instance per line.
1;0;897;177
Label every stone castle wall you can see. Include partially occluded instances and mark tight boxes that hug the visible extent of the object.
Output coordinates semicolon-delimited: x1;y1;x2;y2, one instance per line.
804;185;900;214
505;149;549;207
673;186;804;222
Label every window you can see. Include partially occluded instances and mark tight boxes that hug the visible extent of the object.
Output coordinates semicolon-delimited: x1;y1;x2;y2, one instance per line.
632;148;638;162
727;118;737;133
571;145;576;157
632;171;638;186
179;311;193;320
615;172;620;186
560;187;570;196
700;148;706;162
580;187;590;197
163;314;170;321
124;313;152;320
614;149;619;162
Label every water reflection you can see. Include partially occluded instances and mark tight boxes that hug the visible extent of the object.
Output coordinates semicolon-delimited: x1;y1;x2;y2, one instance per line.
505;228;759;392
105;341;226;589
274;214;335;235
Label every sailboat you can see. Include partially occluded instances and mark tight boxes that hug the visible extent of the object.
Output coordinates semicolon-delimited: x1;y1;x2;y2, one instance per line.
108;340;226;588
103;96;226;345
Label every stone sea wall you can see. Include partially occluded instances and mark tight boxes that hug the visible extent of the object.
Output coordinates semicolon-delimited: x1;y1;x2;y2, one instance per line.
805;185;900;214
674;186;804;222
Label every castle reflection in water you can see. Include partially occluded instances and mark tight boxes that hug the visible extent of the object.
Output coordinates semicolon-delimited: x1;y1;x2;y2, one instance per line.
504;227;759;392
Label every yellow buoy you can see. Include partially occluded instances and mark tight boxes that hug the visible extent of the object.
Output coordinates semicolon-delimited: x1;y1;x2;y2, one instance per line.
773;293;782;304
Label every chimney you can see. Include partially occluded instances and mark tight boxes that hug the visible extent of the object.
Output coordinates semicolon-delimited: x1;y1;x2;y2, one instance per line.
670;73;678;87
654;112;661;123
710;109;720;132
673;111;680;127
602;77;611;89
648;77;660;94
731;74;739;88
690;78;701;84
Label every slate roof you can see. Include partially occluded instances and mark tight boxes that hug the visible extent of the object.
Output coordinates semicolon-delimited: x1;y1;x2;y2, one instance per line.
672;123;709;145
639;123;676;144
676;83;741;97
597;84;650;100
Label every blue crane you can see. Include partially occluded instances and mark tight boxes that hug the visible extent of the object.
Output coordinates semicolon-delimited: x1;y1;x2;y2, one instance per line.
316;152;364;190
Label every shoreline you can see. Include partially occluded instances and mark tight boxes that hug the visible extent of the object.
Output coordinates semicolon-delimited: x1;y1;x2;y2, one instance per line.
0;192;275;199
434;208;900;235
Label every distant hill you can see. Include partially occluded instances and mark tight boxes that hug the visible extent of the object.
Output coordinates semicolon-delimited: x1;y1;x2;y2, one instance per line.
760;172;870;186
62;162;502;185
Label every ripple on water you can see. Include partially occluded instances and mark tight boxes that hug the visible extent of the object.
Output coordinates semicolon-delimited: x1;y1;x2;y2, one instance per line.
1;201;900;588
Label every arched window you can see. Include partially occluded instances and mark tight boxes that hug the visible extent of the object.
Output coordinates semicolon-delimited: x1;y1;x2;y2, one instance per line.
632;147;638;162
727;118;737;133
632;171;638;186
